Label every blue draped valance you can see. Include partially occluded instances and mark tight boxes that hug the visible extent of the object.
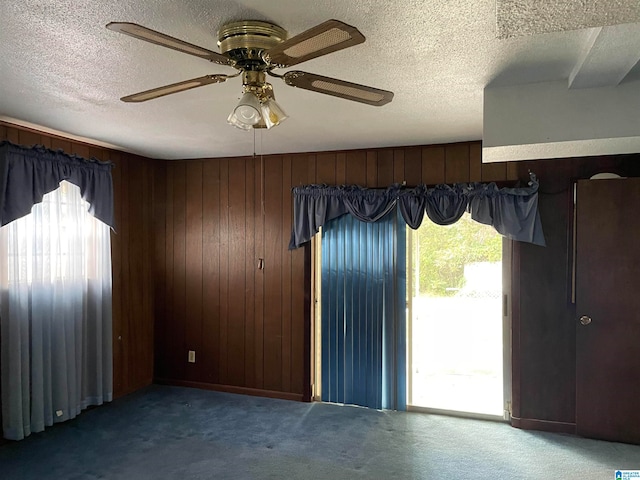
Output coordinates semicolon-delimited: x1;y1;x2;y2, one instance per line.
288;173;545;249
0;141;115;228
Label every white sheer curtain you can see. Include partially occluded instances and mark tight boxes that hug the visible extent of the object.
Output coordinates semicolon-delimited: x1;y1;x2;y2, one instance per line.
0;181;112;441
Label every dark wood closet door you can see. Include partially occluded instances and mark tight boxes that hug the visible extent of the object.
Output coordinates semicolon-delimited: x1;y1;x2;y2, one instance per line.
575;177;640;444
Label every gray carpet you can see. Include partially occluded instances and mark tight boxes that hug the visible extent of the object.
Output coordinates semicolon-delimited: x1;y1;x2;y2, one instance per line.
1;385;638;479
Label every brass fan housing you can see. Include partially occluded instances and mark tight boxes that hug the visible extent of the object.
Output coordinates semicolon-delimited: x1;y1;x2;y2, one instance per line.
241;71;274;100
218;20;287;69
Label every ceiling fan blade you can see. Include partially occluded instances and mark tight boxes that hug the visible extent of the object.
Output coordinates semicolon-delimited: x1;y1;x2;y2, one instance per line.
282;71;393;106
264;19;365;67
121;74;228;102
106;22;233;66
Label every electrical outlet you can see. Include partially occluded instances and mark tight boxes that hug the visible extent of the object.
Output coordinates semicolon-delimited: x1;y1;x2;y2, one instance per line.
188;350;196;363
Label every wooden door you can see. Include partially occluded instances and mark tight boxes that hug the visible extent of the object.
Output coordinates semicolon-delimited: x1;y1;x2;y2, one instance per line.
575;177;640;444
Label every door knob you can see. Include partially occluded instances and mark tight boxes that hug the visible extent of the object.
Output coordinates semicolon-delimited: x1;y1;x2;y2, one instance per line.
579;315;592;325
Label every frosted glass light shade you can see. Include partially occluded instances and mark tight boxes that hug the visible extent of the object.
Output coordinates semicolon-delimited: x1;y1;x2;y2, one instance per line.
228;91;262;129
260;99;288;129
226;111;252;130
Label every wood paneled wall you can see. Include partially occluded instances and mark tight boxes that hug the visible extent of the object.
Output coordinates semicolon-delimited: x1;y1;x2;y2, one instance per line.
0;126;522;408
154;141;518;400
5;119;640;437
0;122;157;400
154;156;311;400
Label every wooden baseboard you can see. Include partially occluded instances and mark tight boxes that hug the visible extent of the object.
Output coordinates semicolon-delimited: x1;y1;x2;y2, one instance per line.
113;379;154;401
154;378;305;402
511;416;576;435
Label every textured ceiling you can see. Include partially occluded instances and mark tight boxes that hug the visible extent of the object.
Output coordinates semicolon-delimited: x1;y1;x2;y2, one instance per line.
497;0;640;38
0;0;638;159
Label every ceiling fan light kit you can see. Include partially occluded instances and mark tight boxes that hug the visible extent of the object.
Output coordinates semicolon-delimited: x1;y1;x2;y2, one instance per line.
106;19;393;130
227;70;289;130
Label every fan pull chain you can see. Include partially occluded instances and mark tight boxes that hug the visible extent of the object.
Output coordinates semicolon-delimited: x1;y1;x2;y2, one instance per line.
260;130;265;217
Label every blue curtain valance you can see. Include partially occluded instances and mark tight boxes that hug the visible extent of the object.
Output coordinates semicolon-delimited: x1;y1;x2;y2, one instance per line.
289;173;545;249
0;141;115;228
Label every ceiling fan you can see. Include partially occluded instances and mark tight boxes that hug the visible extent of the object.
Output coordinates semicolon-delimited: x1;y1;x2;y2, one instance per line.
106;19;394;130
107;20;393;130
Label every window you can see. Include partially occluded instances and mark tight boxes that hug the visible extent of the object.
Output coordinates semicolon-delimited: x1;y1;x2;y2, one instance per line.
1;181;113;441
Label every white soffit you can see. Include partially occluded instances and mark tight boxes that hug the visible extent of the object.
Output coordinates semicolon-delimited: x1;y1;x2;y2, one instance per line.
496;0;640;38
483;80;640;162
569;24;640;88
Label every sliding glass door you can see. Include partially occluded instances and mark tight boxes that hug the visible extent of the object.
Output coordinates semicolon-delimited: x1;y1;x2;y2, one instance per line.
312;210;506;417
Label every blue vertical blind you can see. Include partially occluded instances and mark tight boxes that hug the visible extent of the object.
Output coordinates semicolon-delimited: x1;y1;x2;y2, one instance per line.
321;210;406;410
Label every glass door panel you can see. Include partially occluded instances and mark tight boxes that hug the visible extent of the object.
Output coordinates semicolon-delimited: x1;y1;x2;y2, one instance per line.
408;213;503;416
